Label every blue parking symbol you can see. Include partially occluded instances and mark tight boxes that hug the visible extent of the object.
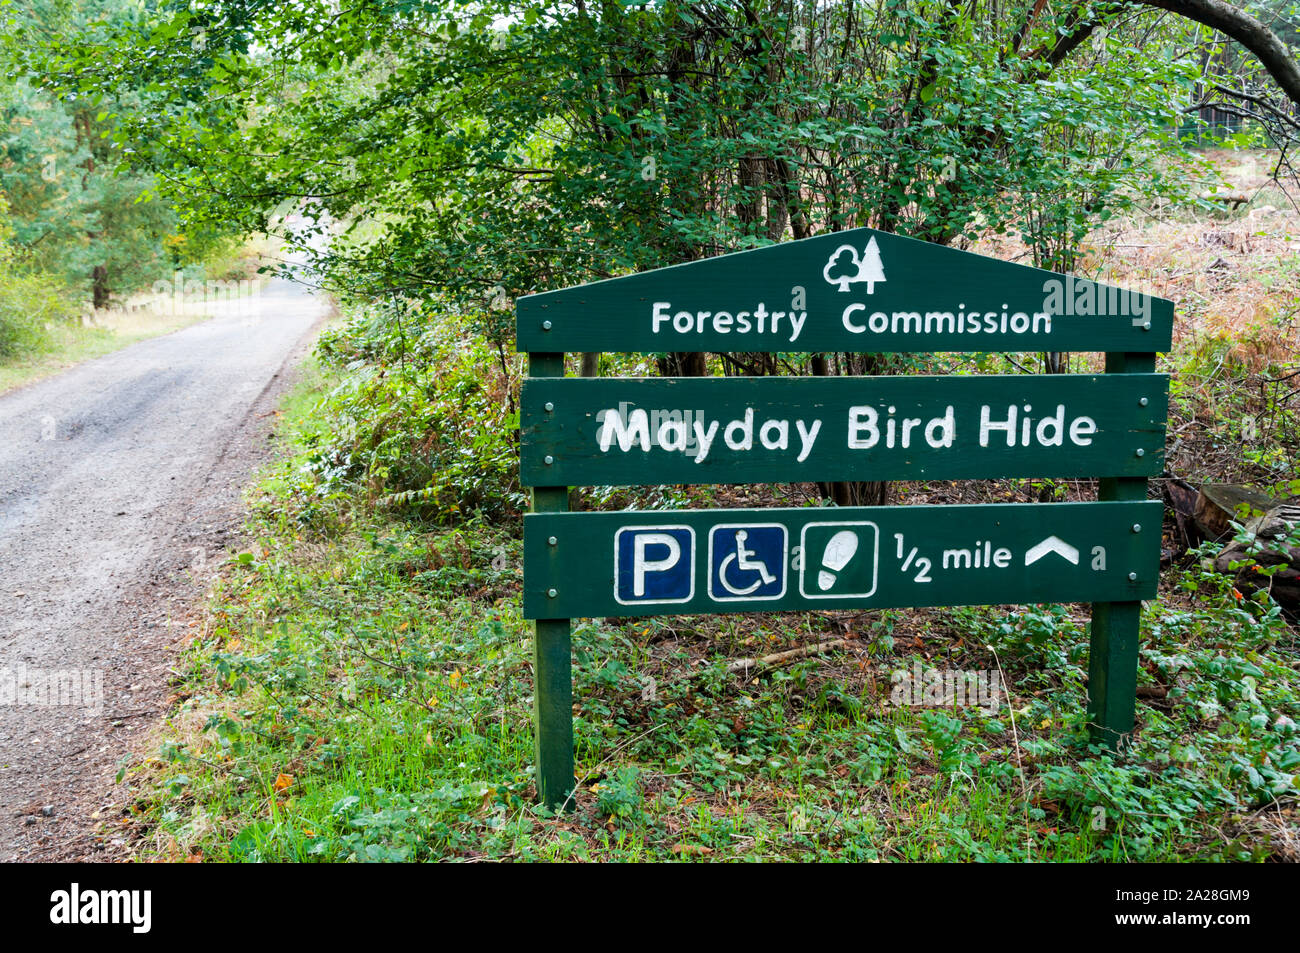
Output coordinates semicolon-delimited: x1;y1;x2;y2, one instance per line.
708;524;788;602
615;526;695;605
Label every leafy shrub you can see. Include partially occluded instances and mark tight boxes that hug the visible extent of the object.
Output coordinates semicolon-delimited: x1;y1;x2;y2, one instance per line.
0;205;78;358
308;299;524;524
0;270;81;357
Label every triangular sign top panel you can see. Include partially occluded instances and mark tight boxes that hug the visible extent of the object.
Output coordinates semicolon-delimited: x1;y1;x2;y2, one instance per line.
517;228;1172;353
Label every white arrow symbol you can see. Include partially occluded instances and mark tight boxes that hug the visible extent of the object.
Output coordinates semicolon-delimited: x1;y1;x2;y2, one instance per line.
1024;535;1080;567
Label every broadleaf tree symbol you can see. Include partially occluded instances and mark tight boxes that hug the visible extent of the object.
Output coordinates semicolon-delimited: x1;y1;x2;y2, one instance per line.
822;236;886;294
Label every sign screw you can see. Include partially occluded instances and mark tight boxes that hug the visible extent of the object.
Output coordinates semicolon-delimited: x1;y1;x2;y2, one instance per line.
547;536;557;546
1142;322;1151;330
544;402;554;412
1128;572;1138;581
542;320;552;330
547;588;558;598
1139;397;1148;407
1135;448;1145;457
544;455;554;465
1132;524;1142;533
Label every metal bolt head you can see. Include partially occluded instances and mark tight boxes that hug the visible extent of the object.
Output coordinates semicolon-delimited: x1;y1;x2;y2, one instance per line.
1139;397;1149;407
547;536;557;547
1128;572;1138;581
1132;523;1142;533
547;588;558;598
544;454;554;465
1142;322;1151;330
542;320;552;330
1135;448;1145;457
544;402;554;412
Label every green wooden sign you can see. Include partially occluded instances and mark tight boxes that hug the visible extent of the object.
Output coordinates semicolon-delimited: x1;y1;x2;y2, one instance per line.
517;232;1171;808
516;227;1173;354
521;374;1168;487
523;502;1161;619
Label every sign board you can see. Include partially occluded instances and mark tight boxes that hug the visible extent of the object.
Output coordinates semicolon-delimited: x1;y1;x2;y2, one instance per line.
518;230;1172;806
524;502;1161;619
517;227;1173;354
521;374;1167;486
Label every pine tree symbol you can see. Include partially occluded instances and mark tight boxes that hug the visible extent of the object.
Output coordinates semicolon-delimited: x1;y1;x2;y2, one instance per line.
856;236;885;294
822;245;862;293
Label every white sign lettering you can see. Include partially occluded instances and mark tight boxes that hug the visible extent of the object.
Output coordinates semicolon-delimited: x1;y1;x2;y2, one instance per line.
595;403;1102;462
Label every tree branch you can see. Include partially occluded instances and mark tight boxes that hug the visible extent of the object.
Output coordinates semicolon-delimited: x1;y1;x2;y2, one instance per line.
1129;0;1300;106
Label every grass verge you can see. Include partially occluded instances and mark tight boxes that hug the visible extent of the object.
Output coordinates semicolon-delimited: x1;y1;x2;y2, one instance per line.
117;358;1300;862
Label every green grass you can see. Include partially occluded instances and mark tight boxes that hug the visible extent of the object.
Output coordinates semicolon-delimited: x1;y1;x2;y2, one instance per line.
118;360;1300;862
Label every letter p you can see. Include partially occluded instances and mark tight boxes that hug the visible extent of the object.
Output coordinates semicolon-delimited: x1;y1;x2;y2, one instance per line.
634;533;681;597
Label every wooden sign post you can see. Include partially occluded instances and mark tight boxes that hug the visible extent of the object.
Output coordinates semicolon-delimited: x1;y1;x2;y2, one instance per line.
518;228;1172;808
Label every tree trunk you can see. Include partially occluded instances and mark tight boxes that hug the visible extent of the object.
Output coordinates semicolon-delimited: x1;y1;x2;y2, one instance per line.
812;351;889;506
736;154;764;236
92;265;110;311
818;479;890;507
657;352;707;377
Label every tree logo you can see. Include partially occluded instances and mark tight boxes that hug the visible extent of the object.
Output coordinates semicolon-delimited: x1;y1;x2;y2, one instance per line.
822;236;886;293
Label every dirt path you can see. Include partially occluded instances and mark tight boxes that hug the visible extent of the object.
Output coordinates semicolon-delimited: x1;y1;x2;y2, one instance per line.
0;271;328;861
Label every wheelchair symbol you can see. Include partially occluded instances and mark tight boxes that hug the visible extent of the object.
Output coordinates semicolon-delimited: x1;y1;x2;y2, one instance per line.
708;524;787;602
719;531;777;595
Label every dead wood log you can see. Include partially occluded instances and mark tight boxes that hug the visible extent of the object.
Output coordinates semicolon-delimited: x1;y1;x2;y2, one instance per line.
1212;499;1300;614
726;638;850;675
1193;483;1277;541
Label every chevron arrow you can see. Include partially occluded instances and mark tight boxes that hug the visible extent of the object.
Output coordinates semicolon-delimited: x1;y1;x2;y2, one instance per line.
1024;535;1080;567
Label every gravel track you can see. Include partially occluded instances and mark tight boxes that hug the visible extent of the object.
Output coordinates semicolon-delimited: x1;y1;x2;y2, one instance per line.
0;272;327;861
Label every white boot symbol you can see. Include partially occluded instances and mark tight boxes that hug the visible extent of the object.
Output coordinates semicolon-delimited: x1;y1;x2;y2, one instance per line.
817;531;859;591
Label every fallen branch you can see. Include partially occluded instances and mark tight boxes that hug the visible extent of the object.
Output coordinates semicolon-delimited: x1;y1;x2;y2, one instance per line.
725;638;851;675
1197;190;1249;209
